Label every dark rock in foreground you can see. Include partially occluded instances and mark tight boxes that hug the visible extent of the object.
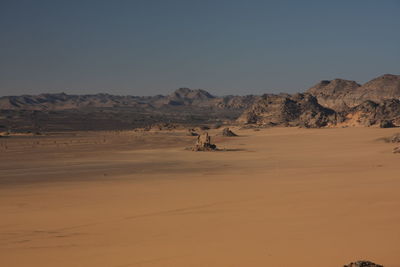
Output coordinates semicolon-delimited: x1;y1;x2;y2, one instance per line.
388;133;400;143
343;260;383;267
380;120;395;128
192;132;217;151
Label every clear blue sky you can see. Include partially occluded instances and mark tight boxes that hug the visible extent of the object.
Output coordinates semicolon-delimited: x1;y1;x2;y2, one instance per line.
0;0;399;96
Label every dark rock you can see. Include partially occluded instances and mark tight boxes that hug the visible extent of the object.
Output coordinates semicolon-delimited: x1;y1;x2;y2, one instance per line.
222;128;237;136
199;126;210;130
151;123;179;131
380;120;395;128
187;129;199;136
388;133;400;143
343;260;383;267
393;146;400;153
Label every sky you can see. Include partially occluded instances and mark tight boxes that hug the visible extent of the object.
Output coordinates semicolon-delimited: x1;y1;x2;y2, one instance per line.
0;0;399;96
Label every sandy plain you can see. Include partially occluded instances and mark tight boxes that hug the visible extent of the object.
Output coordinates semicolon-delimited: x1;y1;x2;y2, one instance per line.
0;127;399;267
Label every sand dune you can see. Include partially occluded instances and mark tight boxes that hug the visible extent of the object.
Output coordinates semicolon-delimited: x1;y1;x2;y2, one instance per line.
0;127;399;267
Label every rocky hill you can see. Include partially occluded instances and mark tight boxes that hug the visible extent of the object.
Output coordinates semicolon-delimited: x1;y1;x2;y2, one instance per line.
306;79;361;111
238;93;339;128
240;74;400;128
306;74;400;111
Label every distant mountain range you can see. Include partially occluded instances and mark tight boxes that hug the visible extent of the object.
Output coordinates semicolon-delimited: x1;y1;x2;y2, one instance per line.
1;74;399;131
0;87;258;111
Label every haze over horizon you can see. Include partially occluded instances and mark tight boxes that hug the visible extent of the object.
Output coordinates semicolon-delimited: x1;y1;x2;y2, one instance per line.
1;0;399;97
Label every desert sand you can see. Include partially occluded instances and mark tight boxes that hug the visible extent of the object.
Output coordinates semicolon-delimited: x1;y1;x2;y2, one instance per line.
0;127;399;267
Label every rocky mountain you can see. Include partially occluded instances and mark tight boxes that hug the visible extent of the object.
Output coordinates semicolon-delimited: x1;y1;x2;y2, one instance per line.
238;93;339;128
0;93;154;110
307;74;400;111
356;74;400;103
157;88;215;106
306;79;361;111
239;73;400;128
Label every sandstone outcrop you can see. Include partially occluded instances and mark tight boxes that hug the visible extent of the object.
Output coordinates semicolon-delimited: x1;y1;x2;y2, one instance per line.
192;132;217;151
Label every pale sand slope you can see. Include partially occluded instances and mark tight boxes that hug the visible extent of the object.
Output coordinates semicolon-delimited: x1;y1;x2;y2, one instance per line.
0;127;399;267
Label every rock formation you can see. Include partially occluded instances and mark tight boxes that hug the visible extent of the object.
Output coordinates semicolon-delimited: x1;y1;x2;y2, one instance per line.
307;78;361;111
192;132;217;151
343;260;383;267
238;76;400;128
307;74;400;111
342;99;400;127
380;120;395;128
187;128;199;136
386;133;400;143
222;128;237;136
238;93;339;128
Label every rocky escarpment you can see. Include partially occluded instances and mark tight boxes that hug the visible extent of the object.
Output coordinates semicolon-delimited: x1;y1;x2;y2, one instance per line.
238;93;339;128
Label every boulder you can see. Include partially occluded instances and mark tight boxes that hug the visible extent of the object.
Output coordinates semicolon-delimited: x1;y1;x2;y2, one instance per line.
343;260;383;267
389;133;400;143
186;128;199;136
380;120;395;128
222;128;237;137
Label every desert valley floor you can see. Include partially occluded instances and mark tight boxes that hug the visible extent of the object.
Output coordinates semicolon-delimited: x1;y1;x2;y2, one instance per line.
0;127;399;267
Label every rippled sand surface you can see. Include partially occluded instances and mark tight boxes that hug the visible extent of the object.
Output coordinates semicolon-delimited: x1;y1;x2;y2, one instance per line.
1;127;399;267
